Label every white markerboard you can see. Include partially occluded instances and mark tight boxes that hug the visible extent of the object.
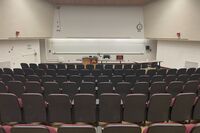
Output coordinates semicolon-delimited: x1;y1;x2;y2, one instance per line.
48;38;147;54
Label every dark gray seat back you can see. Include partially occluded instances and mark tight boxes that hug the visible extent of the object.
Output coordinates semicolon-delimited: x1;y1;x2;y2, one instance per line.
22;93;46;123
123;94;147;123
47;94;71;123
74;94;96;123
147;93;172;122
171;93;196;122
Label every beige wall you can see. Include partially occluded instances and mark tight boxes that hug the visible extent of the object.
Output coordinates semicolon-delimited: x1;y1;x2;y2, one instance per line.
157;40;200;69
0;0;54;38
53;6;144;38
144;0;200;41
0;40;41;68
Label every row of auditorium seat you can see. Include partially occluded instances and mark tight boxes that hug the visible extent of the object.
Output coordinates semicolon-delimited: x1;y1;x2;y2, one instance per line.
0;80;199;99
0;93;200;124
20;63;158;70
20;63;200;75
1;72;200;87
2;67;200;77
1;123;200;133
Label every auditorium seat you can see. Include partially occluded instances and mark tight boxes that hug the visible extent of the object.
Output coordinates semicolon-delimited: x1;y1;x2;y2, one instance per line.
183;80;199;93
190;74;200;81
27;75;40;82
124;75;137;87
20;63;29;69
29;63;38;70
133;82;149;95
111;75;123;87
115;82;132;100
177;74;189;83
62;82;79;100
82;75;95;82
105;64;113;70
47;64;56;70
76;64;84;70
13;68;24;75
1;74;13;84
170;93;195;122
58;125;95;133
114;64;123;69
0;81;7;93
97;82;113;98
177;68;187;75
23;68;34;76
43;82;60;99
138;75;151;82
151;75;164;83
38;64;47;70
113;69;124;76
57;64;66;69
11;125;56;133
99;93;121;123
166;81;184;97
7;81;24;98
25;81;43;94
14;75;26;84
80;82;96;95
123;94;147;123
147;69;157;78
46;69;56;77
69;75;81;86
136;70;145;77
91;69;101;78
195;68;200;74
157;69;167;76
103;124;141;133
167;69;177;75
34;69;45;77
102;69;113;78
67;64;75;70
0;93;22;123
164;75;177;85
149;82;166;96
68;69;79;75
96;64;104;70
3;68;13;76
143;123;185;133
22;93;47;123
57;69;68;76
79;69;90;76
147;93;172;123
141;63;148;69
97;75;109;83
47;94;71;123
187;68;196;75
123;64;132;69
123;69;136;76
41;75;54;83
133;64;141;70
74;94;96;123
86;64;94;71
55;75;67;88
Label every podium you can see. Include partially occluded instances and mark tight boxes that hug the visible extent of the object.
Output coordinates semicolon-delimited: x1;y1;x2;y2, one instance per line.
82;56;98;66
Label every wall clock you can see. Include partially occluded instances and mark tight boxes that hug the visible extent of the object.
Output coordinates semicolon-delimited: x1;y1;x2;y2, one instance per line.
136;22;143;32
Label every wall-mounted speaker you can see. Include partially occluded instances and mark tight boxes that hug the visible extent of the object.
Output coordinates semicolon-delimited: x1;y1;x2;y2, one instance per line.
145;45;151;51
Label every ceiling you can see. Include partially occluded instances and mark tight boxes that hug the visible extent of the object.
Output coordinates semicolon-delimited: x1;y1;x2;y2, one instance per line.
48;0;151;6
